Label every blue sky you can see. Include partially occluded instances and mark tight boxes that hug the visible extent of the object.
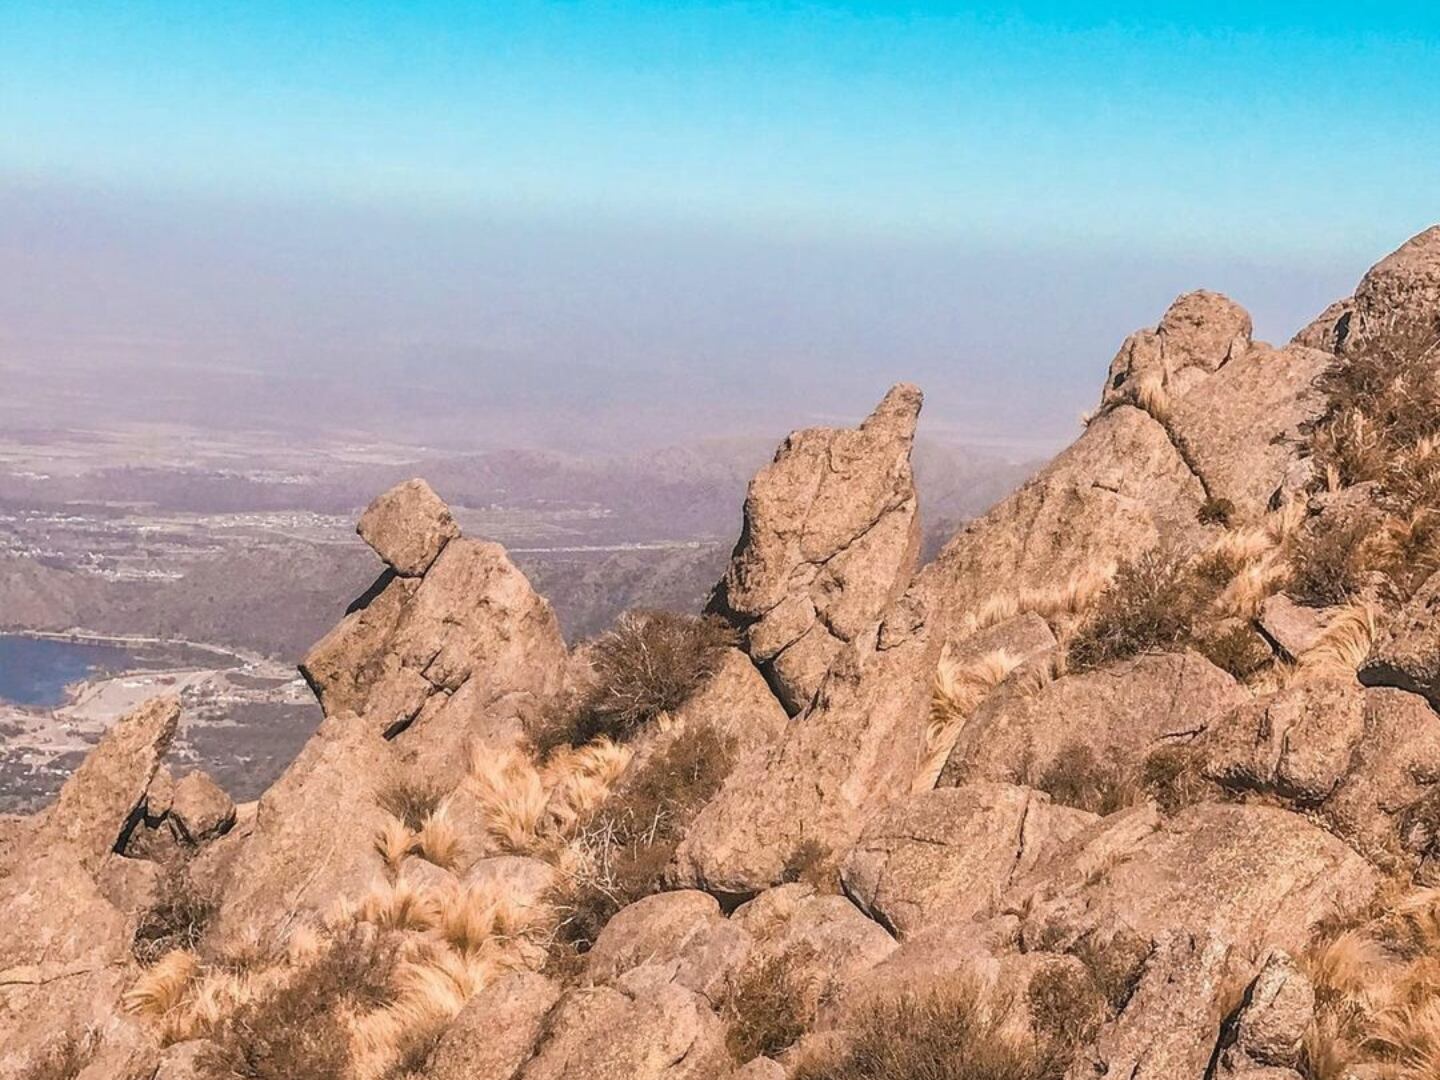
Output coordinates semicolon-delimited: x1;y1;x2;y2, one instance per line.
2;3;1438;448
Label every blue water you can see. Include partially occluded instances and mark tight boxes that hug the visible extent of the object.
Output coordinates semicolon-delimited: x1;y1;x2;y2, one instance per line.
0;635;144;708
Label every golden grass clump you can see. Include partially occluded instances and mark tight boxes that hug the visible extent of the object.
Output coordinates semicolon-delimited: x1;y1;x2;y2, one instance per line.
914;647;1026;792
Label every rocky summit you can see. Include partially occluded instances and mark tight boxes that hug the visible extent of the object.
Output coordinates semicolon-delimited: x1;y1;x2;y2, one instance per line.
6;226;1440;1080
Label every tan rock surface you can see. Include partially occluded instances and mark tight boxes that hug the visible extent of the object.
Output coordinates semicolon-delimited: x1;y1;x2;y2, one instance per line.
711;384;923;712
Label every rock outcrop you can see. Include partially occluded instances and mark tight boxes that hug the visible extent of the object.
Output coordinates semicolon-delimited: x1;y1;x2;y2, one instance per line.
17;227;1440;1080
709;383;923;713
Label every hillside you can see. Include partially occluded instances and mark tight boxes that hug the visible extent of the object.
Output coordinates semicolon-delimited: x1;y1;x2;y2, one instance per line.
4;225;1440;1080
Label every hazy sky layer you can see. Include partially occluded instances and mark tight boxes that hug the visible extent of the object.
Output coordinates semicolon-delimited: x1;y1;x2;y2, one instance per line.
2;3;1437;451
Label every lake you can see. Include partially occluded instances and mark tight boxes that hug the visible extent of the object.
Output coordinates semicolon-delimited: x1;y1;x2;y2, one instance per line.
0;634;152;708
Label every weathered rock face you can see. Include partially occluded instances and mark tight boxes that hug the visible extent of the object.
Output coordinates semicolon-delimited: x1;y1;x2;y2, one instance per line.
710;383;923;713
303;489;566;771
36;695;180;874
427;972;560;1080
939;651;1243;790
1362;568;1440;708
1201;683;1440;873
209;711;393;944
670;595;939;897
921;404;1208;623
1083;930;1235;1080
518;980;730;1080
840;784;1094;937
1012;803;1377;959
1298;225;1440;354
1163;341;1331;514
356;477;460;577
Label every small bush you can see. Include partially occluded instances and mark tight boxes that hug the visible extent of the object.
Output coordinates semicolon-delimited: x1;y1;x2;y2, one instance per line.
1026;963;1106;1048
1070;929;1150;1013
377;778;449;831
547;726;735;967
199;929;399;1080
1032;744;1137;815
1141;745;1210;814
1198;497;1236;526
539;611;737;750
790;979;1069;1080
1067;549;1207;671
1289;516;1376;606
1194;622;1274;679
132;866;218;965
724;946;822;1062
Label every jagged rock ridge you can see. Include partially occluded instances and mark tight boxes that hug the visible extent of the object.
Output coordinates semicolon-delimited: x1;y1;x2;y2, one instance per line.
4;225;1440;1079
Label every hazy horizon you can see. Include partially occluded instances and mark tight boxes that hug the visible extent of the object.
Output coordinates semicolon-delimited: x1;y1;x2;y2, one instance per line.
3;3;1437;456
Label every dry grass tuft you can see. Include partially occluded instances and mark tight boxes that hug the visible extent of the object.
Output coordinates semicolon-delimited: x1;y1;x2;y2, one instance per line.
413;806;463;870
915;647;1026;792
956;563;1117;640
1293;604;1376;683
377;778;450;832
357;879;439;933
125;948;200;1021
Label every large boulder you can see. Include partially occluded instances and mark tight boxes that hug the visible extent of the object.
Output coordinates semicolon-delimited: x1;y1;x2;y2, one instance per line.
709;384;923;713
208;711;393;944
1298;225;1440;354
0;843;134;1070
518;980;730;1080
731;885;897;987
1012;803;1377;959
939;652;1243;791
1361;567;1440;708
302;499;567;768
670;593;939;898
1201;682;1440;873
1101;290;1253;409
840;784;1095;937
36;696;180;874
1163;341;1331;516
169;770;236;845
428;972;560;1080
356;477;460;577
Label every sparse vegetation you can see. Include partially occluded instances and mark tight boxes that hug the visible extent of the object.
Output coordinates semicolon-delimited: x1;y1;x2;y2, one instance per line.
1141;744;1211;814
782;839;842;893
1069;930;1150;1013
535;610;736;750
199;929;399;1080
131;865;219;965
547;725;735;967
789;979;1072;1080
1032;744;1136;815
723;945;823;1062
1067;548;1209;670
1289;516;1376;606
377;778;449;832
1198;496;1236;526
